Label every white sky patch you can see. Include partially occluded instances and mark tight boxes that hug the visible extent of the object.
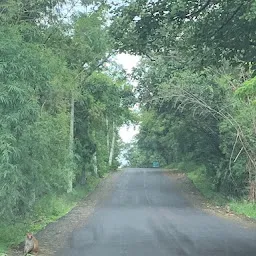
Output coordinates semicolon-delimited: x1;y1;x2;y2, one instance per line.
114;53;140;75
119;124;139;143
118;124;140;167
115;53;141;144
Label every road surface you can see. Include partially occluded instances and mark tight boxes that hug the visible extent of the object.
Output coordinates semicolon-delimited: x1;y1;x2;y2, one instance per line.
55;168;256;256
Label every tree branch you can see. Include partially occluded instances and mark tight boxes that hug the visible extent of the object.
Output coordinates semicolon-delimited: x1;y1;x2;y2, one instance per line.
43;0;81;45
74;51;118;82
185;0;212;19
214;2;245;35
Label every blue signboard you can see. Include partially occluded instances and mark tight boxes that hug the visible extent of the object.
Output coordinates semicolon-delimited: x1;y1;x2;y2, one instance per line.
152;161;160;168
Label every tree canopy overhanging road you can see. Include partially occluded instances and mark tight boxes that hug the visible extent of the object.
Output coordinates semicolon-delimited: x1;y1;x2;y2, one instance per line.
2;0;256;253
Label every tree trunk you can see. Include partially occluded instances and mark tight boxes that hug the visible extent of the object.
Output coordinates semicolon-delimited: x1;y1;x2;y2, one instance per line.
67;93;74;193
29;187;36;209
106;116;110;153
80;166;86;185
93;151;98;176
108;121;116;167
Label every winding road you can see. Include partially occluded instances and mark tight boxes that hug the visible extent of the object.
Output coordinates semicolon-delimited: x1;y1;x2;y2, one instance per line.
55;168;256;256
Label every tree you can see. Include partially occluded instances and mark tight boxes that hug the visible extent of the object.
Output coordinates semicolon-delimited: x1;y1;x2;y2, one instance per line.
0;25;72;218
110;0;256;67
0;1;135;221
111;0;256;200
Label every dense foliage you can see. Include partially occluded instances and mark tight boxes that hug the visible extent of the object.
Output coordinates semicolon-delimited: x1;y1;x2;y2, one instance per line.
112;0;256;200
0;0;134;222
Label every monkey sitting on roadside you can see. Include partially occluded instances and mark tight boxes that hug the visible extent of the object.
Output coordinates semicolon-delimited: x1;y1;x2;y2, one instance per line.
24;233;39;256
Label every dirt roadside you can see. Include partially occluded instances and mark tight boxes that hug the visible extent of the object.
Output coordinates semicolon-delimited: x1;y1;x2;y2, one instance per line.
8;171;121;256
166;171;256;229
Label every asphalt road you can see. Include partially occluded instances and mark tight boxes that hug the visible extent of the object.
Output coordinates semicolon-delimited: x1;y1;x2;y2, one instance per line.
55;168;256;256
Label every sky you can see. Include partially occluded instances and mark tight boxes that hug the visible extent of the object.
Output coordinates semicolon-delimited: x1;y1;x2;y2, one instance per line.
114;54;141;143
115;53;140;75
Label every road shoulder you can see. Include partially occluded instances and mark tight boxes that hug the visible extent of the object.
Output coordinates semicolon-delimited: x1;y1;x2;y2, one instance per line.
8;171;121;256
165;171;256;229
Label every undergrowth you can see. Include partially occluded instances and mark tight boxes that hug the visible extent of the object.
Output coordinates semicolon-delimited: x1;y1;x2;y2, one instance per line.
0;175;100;254
187;169;227;206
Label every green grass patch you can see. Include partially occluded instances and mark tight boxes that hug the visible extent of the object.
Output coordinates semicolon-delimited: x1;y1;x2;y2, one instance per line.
0;175;101;254
187;168;227;205
229;201;256;219
165;161;203;173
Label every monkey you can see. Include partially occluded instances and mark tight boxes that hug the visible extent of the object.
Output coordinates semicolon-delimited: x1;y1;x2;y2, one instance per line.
225;205;231;213
24;233;39;256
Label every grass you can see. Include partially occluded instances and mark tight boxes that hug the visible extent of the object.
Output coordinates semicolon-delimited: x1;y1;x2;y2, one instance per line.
229;201;256;219
0;175;101;254
187;169;227;206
